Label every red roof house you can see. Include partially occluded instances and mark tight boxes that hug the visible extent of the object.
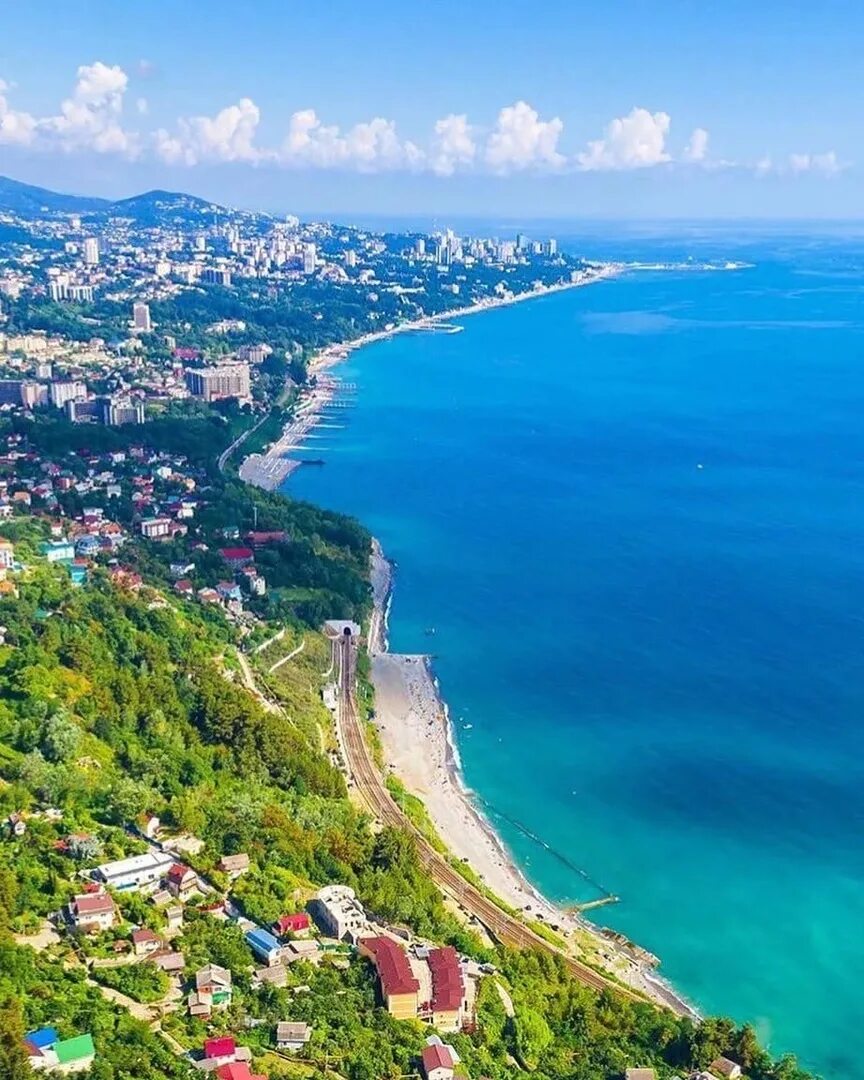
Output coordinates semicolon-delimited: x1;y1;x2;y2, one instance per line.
219;546;254;568
204;1036;236;1061
359;937;419;1017
273;913;310;936
421;1043;455;1080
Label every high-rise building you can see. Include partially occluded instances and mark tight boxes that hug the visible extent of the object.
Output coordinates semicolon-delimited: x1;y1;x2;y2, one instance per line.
344;249;357;268
132;302;152;332
83;238;100;265
194;233;207;252
546;238;558;256
105;398;145;425
303;244;317;274
516;233;529;251
414;237;426;257
49;381;88;410
201;268;232;287
185;363;251;402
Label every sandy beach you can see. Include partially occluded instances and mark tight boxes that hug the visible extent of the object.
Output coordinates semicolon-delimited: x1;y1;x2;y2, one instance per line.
368;540;698;1016
239;266;620;491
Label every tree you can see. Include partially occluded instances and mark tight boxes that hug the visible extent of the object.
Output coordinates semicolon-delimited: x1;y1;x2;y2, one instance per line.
40;711;80;763
0;996;32;1080
512;1005;553;1071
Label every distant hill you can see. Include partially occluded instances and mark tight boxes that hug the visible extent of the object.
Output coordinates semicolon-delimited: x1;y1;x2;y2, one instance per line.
111;188;229;222
0;175;233;221
0;175;109;216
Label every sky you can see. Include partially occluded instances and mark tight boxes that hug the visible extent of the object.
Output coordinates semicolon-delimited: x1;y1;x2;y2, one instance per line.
0;0;860;219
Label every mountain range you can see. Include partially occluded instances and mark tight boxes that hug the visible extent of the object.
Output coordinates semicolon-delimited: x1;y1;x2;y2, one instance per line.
0;174;231;220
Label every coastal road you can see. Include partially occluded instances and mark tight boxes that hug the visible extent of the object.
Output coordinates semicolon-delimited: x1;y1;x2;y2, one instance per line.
334;631;664;1009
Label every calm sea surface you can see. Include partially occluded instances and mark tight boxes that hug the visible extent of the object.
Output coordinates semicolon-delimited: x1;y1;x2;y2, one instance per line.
288;226;864;1078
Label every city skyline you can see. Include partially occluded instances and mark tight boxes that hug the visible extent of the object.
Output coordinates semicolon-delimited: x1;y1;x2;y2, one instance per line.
0;1;859;218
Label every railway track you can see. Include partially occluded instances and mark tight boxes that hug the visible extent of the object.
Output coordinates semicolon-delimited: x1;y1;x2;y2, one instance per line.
334;632;645;1003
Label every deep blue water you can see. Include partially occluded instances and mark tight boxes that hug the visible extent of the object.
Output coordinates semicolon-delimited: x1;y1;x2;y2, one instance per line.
288;227;864;1078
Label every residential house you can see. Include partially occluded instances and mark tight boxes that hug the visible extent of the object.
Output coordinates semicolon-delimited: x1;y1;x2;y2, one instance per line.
273;913;311;937
69;892;116;933
359;937;420;1019
215;1064;266;1080
166;904;184;931
276;1022;312;1052
284;939;322;964
174;579;195;596
91;851;175;892
625;1071;657;1080
40;539;75;562
421;1042;456;1080
252;965;288;989
219;546;254;569
131;928;162;956
218;852;250;879
710;1061;742;1080
166;863;199;900
189;964;232;1017
0;540;14;569
26;1031;96;1074
202;1037;238;1066
246;530;286;548
245;927;287;967
154;951;185;975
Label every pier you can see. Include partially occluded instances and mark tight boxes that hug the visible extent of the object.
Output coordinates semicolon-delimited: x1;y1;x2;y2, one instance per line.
475;795;619;908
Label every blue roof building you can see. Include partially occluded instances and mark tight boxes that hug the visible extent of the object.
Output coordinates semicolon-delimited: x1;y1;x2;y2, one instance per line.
245;927;283;963
25;1027;59;1049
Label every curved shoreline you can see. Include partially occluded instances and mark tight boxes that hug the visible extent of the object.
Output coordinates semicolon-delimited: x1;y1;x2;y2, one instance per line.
241;281;699;1018
239;267;620;491
368;538;698;1018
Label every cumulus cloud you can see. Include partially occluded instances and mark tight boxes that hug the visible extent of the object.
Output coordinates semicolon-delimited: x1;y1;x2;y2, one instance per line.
282;109;423;172
0;63;853;181
682;127;709;164
40;61;137;157
0;78;37;146
429;113;475;176
578;107;671;171
155;97;265;166
484;101;565;172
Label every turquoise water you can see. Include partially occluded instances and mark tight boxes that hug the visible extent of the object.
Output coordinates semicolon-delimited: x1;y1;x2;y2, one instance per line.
288;228;864;1078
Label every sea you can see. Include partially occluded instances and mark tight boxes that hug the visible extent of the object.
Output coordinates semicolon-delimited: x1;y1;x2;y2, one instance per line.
287;222;864;1079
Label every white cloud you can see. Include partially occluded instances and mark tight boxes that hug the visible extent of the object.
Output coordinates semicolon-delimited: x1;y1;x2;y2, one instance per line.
282;109;423;172
682;127;709;164
788;150;842;176
40;61;137;157
156;97;266;166
485;101;565;172
578;107;671;171
430;113;475;176
755;151;844;177
136;97;149;116
0;78;37;146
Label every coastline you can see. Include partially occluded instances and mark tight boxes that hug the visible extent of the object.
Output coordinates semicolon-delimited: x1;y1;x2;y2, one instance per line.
238;266;619;491
237;270;698;1018
368;538;699;1017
